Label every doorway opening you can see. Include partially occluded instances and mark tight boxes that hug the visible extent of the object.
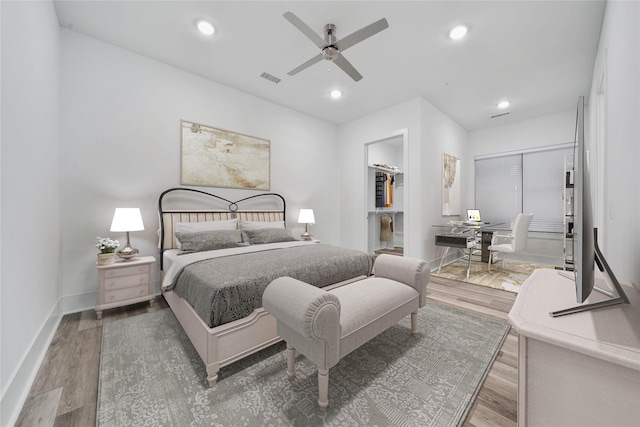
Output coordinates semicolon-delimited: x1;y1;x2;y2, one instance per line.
364;132;408;257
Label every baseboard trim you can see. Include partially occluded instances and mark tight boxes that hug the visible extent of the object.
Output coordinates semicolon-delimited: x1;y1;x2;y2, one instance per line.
1;299;62;427
62;291;98;314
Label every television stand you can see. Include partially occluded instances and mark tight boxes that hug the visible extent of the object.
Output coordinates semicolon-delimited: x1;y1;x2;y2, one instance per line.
508;269;640;427
551;233;629;317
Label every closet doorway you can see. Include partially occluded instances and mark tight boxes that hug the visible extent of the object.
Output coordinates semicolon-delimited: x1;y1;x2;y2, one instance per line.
365;132;407;257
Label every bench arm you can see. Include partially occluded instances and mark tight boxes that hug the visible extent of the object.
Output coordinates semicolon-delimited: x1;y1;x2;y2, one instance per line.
373;254;430;308
263;276;341;340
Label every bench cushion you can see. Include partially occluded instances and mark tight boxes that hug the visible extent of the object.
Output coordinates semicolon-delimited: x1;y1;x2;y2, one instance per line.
330;277;419;358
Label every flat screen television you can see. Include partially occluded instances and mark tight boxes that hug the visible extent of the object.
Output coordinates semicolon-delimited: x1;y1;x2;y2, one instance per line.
551;96;629;317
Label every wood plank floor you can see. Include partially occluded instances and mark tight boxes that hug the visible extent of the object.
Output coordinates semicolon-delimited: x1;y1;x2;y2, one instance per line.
16;277;517;427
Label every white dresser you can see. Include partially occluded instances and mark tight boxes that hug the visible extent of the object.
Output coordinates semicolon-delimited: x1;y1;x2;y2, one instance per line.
508;268;640;427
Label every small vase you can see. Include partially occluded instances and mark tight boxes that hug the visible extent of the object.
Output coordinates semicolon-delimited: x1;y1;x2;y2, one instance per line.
97;252;115;266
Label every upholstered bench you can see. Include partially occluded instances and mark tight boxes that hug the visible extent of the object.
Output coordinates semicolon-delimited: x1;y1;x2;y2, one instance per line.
263;254;430;408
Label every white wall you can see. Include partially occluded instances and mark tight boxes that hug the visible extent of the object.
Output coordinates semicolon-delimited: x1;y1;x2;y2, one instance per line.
419;99;469;264
588;0;640;291
0;1;62;425
59;30;341;311
338;98;420;256
338;96;468;265
465;109;576;161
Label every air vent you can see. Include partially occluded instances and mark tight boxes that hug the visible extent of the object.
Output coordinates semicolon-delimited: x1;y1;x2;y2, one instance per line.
260;72;281;84
491;112;510;119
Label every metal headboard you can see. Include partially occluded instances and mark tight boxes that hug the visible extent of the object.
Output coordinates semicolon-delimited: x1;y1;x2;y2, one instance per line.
158;188;286;269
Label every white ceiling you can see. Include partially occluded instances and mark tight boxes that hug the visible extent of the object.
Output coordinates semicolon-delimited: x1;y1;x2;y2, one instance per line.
53;1;606;130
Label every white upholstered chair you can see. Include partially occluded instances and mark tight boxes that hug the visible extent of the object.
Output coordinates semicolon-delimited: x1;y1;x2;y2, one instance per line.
487;213;533;272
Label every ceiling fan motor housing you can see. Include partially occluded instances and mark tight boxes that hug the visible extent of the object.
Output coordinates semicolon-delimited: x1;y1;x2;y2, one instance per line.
322;24;339;60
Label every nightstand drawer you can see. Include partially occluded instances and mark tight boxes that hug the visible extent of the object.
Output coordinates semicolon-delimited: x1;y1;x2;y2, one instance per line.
105;285;149;304
104;264;149;278
105;273;149;291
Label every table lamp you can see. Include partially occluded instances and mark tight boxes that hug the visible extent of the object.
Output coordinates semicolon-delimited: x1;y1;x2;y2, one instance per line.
110;208;144;260
298;209;315;241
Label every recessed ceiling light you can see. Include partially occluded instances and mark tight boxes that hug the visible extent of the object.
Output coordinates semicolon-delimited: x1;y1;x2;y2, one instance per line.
449;25;468;40
330;89;342;99
498;100;510;109
196;20;215;36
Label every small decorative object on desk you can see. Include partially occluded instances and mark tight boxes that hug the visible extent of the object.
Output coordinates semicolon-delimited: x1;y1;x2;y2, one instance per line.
96;236;119;266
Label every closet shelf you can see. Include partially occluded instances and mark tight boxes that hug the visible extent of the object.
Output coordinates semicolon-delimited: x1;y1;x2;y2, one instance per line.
368;164;403;174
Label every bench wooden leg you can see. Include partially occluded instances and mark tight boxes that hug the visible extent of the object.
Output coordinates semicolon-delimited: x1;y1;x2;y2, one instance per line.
318;368;329;408
286;343;296;379
411;310;418;334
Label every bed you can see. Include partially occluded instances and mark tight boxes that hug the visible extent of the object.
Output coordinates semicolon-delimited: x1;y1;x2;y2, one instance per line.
158;188;373;386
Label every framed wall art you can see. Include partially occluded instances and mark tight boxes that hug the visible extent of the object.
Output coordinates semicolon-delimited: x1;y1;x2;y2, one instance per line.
180;120;270;190
442;152;461;216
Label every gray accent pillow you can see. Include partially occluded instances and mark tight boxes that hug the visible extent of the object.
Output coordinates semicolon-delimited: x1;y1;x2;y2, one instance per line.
176;230;246;253
242;228;296;245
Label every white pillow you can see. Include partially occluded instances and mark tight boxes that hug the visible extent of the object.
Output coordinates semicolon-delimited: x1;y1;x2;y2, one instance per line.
239;220;285;230
174;218;238;248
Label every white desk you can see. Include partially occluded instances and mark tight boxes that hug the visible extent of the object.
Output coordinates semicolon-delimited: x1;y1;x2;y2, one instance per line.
433;222;504;277
508;269;640;427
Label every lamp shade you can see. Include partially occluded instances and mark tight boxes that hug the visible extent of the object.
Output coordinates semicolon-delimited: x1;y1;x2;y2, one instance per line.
110;208;144;232
298;209;315;224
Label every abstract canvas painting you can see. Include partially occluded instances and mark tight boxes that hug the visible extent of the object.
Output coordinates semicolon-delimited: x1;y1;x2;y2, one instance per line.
442;153;461;215
181;120;270;190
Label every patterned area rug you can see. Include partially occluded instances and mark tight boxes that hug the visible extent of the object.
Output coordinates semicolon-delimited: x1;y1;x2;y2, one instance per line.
432;259;556;292
98;304;509;427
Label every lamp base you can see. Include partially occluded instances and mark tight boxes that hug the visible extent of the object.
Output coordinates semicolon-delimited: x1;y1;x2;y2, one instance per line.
116;231;139;260
301;223;313;241
117;246;139;260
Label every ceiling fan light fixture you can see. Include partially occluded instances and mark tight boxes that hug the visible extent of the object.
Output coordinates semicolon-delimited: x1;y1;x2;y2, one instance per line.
498;100;510;109
196;20;215;36
322;46;339;61
449;25;468;40
330;89;342;99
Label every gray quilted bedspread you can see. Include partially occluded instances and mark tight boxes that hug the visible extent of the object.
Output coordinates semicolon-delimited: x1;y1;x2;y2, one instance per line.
170;244;373;328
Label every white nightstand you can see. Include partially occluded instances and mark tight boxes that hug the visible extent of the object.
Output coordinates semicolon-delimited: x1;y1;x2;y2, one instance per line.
95;256;156;319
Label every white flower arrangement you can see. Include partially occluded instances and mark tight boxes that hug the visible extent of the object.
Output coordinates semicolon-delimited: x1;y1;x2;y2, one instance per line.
96;236;120;254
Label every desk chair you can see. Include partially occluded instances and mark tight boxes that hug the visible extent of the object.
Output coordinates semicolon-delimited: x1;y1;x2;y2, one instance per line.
488;213;533;272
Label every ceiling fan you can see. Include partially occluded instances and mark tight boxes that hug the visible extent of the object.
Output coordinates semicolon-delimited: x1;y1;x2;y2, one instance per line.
283;11;389;82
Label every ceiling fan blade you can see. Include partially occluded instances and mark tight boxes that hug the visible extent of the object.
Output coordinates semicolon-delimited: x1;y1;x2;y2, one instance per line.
283;11;326;49
287;53;324;76
335;18;389;52
333;54;363;82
